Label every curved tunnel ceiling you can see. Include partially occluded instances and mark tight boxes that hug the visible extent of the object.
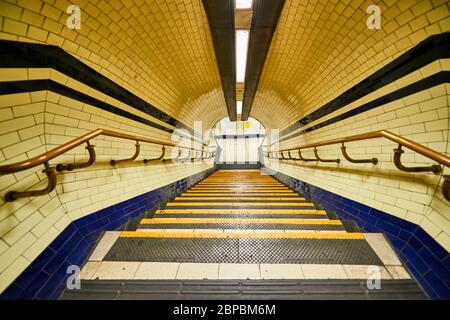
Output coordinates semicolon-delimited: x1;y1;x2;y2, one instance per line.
9;0;230;131
249;0;449;130
109;0;228;130
5;0;447;134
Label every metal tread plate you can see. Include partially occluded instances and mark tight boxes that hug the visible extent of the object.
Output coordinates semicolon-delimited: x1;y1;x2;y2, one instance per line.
162;205;317;209
171;199;309;203
137;223;346;230
179;194;305;198
60;279;427;300
103;237;383;265
150;214;330;219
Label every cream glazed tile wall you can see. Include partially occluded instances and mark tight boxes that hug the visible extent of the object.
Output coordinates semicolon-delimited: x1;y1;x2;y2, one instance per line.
0;0;227;131
0;89;214;293
251;0;450;130
0;0;225;293
265;82;450;251
258;1;450;251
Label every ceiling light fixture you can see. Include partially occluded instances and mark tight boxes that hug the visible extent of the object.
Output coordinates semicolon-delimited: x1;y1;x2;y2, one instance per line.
236;0;252;9
235;29;249;83
236;100;243;115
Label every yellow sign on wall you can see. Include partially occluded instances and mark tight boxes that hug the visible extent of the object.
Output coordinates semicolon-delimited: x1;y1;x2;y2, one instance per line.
244;121;251;129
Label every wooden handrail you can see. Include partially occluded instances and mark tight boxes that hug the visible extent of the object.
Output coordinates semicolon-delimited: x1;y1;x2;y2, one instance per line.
266;130;450;167
0;128;216;201
0;128;211;175
263;130;450;201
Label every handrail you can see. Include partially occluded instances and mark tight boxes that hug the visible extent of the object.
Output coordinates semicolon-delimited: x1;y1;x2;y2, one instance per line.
263;130;450;201
265;130;450;167
0;128;210;174
0;128;216;201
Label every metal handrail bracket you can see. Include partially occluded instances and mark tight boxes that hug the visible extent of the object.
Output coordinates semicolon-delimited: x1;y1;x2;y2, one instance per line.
144;145;166;163
110;141;141;166
5;162;57;202
56;141;96;172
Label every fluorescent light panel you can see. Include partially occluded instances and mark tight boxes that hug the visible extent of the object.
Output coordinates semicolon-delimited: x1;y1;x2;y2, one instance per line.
236;101;243;114
236;0;252;9
235;30;249;82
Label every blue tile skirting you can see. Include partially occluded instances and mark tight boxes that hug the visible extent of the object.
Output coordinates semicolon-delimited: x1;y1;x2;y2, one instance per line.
0;167;216;300
262;167;450;300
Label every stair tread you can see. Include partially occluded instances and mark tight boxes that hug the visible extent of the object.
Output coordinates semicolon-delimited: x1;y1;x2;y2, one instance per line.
70;170;425;300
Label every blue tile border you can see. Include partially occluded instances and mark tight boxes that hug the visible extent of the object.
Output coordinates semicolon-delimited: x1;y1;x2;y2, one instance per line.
262;167;450;300
0;166;216;300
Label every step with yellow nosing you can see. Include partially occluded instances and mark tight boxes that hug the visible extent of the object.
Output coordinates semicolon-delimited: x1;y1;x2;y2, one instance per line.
198;182;282;184
166;202;314;207
141;218;342;225
120;231;364;240
175;197;305;201
156;209;327;215
186;190;294;193
195;182;283;184
180;193;300;197
191;187;289;190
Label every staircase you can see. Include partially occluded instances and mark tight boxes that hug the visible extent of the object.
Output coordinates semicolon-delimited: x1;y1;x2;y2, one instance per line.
61;170;427;299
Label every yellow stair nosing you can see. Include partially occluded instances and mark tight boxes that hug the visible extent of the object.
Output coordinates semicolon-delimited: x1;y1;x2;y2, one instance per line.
165;202;314;207
141;218;342;225
120;231;364;240
156;209;327;214
186;190;295;193
174;197;305;200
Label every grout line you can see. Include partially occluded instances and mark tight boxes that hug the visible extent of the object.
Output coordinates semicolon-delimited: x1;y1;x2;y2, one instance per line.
174;263;181;280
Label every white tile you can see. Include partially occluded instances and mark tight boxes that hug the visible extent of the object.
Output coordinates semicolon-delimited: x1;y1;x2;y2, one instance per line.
94;261;140;280
218;263;261;279
80;261;101;279
225;229;254;233
88;231;120;261
301;264;348;279
386;266;411;279
342;265;391;279
194;229;223;233
364;233;402;265
176;263;219;280
136;229;166;232
260;264;304;279
134;262;179;280
252;229;284;233
167;229;195;233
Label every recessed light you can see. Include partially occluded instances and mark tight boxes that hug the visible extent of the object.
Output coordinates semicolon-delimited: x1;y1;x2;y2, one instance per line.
235;29;249;82
236;100;243;114
236;0;252;9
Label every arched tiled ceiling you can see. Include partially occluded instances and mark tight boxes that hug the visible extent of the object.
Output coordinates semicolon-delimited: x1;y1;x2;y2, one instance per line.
250;0;449;130
92;0;228;130
3;0;228;131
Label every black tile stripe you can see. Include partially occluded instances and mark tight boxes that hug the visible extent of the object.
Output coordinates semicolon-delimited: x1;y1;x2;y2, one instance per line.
280;71;450;143
0;79;175;135
0;40;199;137
278;33;450;140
